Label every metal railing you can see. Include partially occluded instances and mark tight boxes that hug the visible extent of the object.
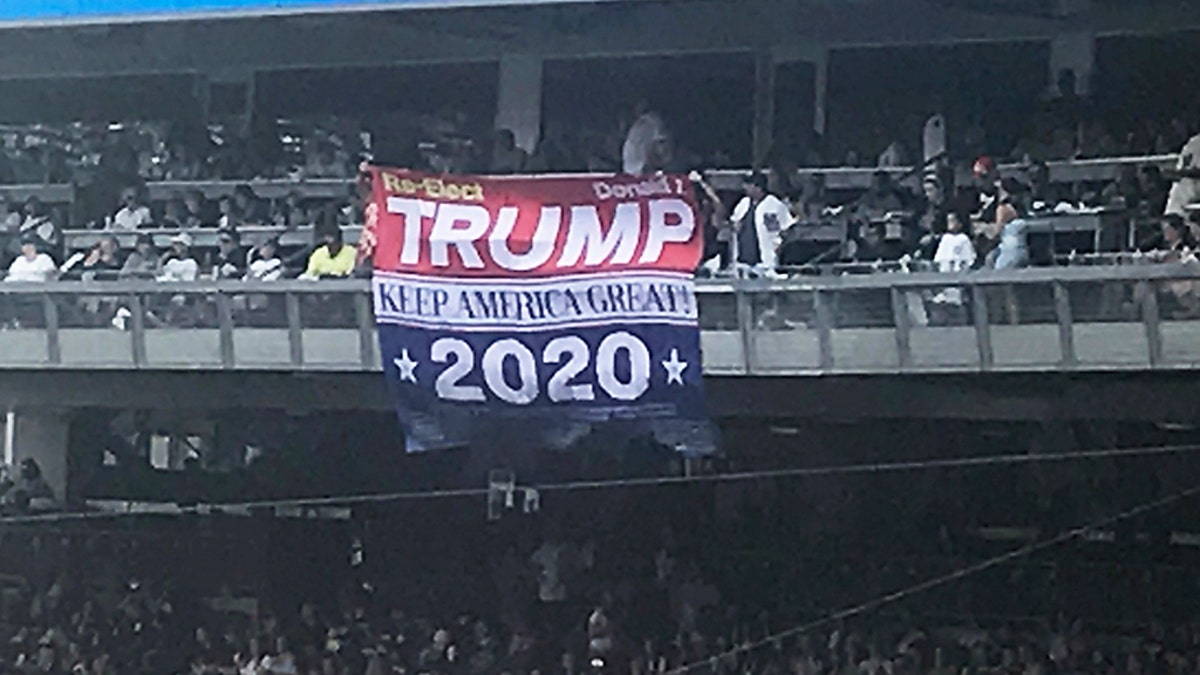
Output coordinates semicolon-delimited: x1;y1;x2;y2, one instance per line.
0;264;1197;373
0;152;1180;212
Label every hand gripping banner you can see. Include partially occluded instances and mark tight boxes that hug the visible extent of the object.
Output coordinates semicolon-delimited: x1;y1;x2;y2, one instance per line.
367;168;714;453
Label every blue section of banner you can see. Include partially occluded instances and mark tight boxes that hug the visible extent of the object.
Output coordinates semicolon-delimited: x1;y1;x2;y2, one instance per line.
378;320;711;451
0;0;584;21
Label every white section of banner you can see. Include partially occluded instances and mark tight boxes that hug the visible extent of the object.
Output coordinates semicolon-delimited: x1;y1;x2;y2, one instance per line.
372;271;698;332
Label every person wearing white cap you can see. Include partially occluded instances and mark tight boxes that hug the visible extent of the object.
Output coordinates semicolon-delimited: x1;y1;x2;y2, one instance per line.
157;232;199;282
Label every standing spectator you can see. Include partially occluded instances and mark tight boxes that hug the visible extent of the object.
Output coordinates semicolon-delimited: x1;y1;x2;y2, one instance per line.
120;233;160;279
209;229;248;279
1165;132;1200;217
728;172;794;274
5;236;57;282
690;171;731;272
303;229;356;279
915;176;948;241
0;194;21;267
158;233;200;282
108;187;153;230
622;101;672;176
928;211;977;325
1139;165;1170;216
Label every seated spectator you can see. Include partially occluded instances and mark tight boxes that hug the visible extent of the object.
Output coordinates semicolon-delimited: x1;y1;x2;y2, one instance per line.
1153;215;1200;316
246;238;284;281
793;172;829;223
855;170;906;222
158;233;200;282
490;129;528;174
848;221;901;263
0;458;55;511
990;202;1030;270
1158;213;1194;257
209;229;248;279
17;196;61;258
273;191;310;230
305;142;351;179
159;198;186;230
233;184;267;226
5;236;57;282
108;187;153;230
216;195;239;231
80;236;124;281
303;229;356;279
183;189;216;228
119;233;160;279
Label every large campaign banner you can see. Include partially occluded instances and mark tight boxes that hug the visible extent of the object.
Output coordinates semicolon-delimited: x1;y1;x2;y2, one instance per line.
367;168;712;453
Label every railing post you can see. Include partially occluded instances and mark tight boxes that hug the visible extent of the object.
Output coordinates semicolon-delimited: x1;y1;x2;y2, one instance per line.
734;286;754;374
286;292;303;367
1137;281;1163;367
215;291;235;369
1051;281;1076;368
813;289;834;371
42;294;60;365
128;293;147;367
355;290;375;369
971;285;993;371
890;287;912;371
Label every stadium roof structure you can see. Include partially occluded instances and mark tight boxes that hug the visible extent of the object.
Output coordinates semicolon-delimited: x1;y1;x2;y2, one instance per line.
0;0;649;28
0;0;1195;80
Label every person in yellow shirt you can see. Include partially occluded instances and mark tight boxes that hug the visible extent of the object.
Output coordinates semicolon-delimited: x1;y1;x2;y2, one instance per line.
304;229;357;279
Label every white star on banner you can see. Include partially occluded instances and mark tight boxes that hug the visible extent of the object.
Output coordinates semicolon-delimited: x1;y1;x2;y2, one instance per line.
662;348;688;386
393;349;419;383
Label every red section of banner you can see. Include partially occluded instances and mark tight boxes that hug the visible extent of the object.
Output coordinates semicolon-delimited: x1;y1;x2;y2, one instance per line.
367;167;702;278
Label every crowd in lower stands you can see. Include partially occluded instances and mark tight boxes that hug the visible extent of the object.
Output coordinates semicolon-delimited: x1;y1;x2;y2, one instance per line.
5;510;1200;675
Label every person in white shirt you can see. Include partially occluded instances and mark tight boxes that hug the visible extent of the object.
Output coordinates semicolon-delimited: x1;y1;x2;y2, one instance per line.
5;238;57;283
622;102;672;175
157;233;199;282
246;238;284;282
1165;132;1200;217
727;172;795;275
3;237;56;326
928;211;977;326
109;187;153;230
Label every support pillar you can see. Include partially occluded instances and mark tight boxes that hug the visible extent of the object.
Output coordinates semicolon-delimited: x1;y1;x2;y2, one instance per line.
494;54;543;154
1048;31;1095;98
3;408;70;504
752;49;776;168
813;49;829;138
